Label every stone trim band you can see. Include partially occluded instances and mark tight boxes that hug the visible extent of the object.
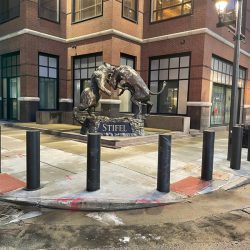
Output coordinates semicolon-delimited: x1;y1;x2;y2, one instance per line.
18;97;40;101
187;102;212;107
0;28;249;58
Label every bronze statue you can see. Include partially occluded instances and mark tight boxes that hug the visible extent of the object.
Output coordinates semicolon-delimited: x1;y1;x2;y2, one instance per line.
74;63;166;118
108;65;166;116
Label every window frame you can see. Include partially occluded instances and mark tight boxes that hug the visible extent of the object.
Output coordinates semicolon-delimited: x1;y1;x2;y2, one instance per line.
122;0;138;23
0;0;20;24
72;0;103;24
38;0;60;23
73;52;103;107
148;52;191;116
38;52;59;111
150;0;193;24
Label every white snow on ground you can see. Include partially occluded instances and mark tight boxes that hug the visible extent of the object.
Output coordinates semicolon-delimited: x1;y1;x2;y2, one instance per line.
86;212;124;225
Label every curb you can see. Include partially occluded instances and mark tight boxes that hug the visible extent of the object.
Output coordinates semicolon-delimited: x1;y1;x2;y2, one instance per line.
0;196;183;211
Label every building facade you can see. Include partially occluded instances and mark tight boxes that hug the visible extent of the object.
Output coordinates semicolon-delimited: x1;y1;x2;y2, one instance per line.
0;0;249;130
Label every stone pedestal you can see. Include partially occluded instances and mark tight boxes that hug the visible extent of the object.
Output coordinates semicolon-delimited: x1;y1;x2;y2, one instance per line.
79;116;144;136
100;99;121;118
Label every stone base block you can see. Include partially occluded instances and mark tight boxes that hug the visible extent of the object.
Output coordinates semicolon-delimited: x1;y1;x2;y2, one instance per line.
78;116;144;136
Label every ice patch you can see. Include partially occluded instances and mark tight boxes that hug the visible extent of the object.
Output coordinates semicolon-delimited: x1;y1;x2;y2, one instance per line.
86;212;124;225
119;237;130;243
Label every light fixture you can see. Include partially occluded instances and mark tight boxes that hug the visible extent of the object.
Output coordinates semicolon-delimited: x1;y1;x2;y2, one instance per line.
214;0;229;14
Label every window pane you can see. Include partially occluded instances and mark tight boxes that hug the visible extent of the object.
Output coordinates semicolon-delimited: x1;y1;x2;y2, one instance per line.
39;55;48;66
81;69;88;78
74;69;80;79
183;3;192;15
39;66;48;77
127;58;135;68
88;57;95;67
39;78;57;109
75;59;81;69
49;57;57;68
180;56;190;67
49;68;57;78
81;57;88;68
151;59;159;70
169;57;179;68
120;57;127;65
160;58;168;69
179;68;189;79
39;0;59;22
178;80;188;114
159;70;168;80
169;69;179;79
0;0;20;24
150;81;158;113
88;68;95;77
96;56;102;66
150;71;158;81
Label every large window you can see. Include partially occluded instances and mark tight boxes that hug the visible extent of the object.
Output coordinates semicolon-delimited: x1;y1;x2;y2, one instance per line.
1;52;20;120
0;0;20;24
149;54;190;114
73;53;102;106
72;0;103;23
210;56;246;126
151;0;192;22
39;54;58;110
119;54;136;112
38;0;59;23
122;0;138;22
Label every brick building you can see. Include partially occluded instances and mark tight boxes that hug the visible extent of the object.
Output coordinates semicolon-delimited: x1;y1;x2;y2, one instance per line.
0;0;249;130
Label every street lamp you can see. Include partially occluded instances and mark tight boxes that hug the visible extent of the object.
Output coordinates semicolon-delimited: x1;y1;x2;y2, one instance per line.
213;0;244;160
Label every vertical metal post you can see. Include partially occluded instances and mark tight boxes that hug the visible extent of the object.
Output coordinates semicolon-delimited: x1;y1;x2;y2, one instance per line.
26;130;40;191
201;130;215;181
87;133;101;192
157;135;171;193
230;126;243;170
247;126;250;162
227;0;243;161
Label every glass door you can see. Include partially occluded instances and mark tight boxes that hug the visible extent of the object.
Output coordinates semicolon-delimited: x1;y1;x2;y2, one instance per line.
1;52;20;120
158;81;178;114
3;77;19;120
224;87;231;124
211;85;225;126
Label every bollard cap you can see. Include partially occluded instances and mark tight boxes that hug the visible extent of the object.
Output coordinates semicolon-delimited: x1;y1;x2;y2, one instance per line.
26;130;40;134
87;133;102;136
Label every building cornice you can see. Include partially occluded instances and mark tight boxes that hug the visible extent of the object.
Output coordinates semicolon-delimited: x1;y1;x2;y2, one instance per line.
0;28;249;58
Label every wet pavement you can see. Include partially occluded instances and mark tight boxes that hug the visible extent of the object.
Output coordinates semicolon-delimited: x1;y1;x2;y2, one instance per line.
0;123;249;210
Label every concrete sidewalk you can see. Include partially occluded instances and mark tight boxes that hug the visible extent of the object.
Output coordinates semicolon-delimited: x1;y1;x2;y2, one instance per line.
0;124;249;211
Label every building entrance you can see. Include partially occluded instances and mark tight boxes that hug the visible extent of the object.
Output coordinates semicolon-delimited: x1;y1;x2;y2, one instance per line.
1;52;20;120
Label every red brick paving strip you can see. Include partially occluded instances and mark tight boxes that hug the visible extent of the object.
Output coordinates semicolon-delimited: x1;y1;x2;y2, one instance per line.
171;176;210;197
0;173;26;194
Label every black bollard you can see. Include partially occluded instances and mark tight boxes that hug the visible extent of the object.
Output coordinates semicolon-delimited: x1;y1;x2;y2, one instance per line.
248;126;250;162
230;126;243;170
26;131;40;190
201;130;215;181
157;135;171;193
87;133;101;192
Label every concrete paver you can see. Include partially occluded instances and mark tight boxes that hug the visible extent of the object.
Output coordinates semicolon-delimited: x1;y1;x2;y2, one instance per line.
0;123;249;210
